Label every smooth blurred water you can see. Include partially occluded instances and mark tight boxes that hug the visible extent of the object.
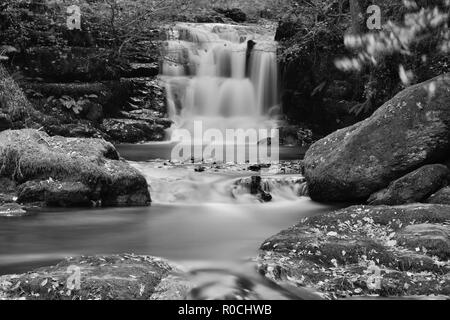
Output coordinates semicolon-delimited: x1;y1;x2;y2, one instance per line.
0;197;333;275
0;148;338;299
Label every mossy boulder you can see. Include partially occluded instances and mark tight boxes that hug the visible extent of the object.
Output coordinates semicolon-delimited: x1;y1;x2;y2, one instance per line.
258;204;450;299
368;164;450;205
0;129;151;207
303;74;450;202
0;254;191;300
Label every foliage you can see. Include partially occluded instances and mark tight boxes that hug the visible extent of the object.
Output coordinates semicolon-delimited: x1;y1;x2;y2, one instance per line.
46;94;96;116
277;0;348;65
336;0;450;86
0;64;31;122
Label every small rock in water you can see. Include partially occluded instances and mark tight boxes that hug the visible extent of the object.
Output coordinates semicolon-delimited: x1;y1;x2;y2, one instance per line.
258;191;273;203
248;164;271;172
0;203;27;217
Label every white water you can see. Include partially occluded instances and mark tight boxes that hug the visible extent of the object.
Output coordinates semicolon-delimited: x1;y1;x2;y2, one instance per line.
161;23;280;140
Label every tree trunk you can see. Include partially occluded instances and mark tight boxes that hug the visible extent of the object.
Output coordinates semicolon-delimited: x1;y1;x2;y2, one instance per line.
349;0;365;34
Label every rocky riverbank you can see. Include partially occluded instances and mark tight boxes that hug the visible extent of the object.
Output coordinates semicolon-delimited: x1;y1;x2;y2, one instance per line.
256;74;450;299
257;204;450;299
0;0;173;143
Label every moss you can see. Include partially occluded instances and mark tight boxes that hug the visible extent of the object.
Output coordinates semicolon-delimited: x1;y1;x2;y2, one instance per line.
0;129;150;207
258;204;450;298
0;254;188;300
0;65;30;123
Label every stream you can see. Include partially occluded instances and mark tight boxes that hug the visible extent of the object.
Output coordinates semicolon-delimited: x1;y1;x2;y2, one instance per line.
1;22;339;299
0;145;339;299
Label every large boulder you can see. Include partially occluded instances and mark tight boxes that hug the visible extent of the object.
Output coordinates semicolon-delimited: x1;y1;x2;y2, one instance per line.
0;129;151;207
368;164;449;205
304;74;450;202
258;204;450;299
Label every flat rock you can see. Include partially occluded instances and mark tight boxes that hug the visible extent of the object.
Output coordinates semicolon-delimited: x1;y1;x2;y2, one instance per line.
258;204;450;299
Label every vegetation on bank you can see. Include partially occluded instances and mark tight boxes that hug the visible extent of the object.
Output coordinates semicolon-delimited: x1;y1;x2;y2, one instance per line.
277;0;450;135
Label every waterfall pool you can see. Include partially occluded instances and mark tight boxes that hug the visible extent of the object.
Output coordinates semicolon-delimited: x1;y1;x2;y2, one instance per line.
0;145;342;299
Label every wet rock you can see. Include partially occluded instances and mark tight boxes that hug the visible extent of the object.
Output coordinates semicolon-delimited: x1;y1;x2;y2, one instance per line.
258;204;450;299
303;74;450;202
0;203;26;217
194;166;206;173
251;176;272;202
124;63;159;78
101;118;166;143
215;8;247;23
17;180;93;207
0;254;191;300
368;164;450;205
247;164;271;172
119;109;172;128
426;187;450;205
0;129;150;207
233;175;308;202
46;122;106;139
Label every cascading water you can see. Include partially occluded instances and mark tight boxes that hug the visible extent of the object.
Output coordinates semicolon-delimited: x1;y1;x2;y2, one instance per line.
160;23;280;140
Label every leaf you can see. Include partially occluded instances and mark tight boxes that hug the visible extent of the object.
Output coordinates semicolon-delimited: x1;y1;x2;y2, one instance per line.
311;81;326;97
72;104;83;114
399;65;413;85
40;278;48;287
0;45;18;53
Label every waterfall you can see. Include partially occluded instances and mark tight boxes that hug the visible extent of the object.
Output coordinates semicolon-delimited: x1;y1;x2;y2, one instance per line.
161;23;280;140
